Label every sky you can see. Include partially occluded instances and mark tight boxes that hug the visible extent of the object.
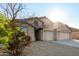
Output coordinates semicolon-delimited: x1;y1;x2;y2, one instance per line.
24;3;79;29
0;3;79;28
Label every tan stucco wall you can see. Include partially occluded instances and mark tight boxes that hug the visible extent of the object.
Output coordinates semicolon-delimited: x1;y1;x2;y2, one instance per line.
53;22;71;33
26;18;43;28
14;23;35;41
35;20;43;27
27;26;35;41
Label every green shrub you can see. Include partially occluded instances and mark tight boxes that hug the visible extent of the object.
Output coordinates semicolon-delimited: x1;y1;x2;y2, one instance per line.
0;13;31;55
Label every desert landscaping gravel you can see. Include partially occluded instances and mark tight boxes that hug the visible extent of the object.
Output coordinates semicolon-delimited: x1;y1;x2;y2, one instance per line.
21;41;79;56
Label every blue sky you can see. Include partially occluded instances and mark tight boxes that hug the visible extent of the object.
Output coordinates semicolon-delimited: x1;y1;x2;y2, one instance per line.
23;3;79;28
0;3;79;28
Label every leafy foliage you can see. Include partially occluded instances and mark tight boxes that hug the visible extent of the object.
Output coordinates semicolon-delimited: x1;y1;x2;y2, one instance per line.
8;31;31;55
0;12;31;55
0;13;11;45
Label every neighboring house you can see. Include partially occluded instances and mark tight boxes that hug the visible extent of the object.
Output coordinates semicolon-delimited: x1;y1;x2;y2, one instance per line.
69;27;79;40
39;17;72;41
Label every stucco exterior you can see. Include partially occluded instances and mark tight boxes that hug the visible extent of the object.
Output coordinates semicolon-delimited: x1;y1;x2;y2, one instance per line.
14;17;45;41
39;17;72;41
14;22;36;41
14;16;72;41
27;26;35;41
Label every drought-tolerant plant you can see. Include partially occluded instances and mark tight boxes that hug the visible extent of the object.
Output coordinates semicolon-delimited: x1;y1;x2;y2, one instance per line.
0;3;31;55
8;30;31;55
0;12;11;47
0;13;31;55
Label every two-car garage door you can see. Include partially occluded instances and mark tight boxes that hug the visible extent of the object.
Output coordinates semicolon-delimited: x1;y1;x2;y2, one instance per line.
43;31;70;41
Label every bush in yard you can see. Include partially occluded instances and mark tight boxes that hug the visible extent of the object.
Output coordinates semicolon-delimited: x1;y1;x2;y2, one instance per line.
0;13;31;55
7;30;31;56
0;12;11;46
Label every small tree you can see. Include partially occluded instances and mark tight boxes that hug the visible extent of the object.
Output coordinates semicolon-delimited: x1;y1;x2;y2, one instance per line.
0;3;24;29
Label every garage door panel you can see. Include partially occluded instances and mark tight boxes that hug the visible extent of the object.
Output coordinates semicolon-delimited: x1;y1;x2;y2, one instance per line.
58;33;69;40
43;31;54;40
43;31;69;41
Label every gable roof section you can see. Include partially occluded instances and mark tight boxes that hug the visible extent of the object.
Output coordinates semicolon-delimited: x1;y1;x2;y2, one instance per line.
38;17;71;33
65;24;72;32
17;17;44;23
39;16;54;27
13;16;45;29
53;22;71;32
24;17;45;29
11;19;35;28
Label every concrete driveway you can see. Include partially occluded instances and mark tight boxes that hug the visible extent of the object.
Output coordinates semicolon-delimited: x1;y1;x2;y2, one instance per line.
22;41;79;56
50;39;79;48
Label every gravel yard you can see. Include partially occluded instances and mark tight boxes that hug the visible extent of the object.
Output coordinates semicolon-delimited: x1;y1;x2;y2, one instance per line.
21;41;79;56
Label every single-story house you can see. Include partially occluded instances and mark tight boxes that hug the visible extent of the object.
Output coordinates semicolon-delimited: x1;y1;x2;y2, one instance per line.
13;16;72;41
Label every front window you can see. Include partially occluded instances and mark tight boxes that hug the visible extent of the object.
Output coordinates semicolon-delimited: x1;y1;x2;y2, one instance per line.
20;27;28;35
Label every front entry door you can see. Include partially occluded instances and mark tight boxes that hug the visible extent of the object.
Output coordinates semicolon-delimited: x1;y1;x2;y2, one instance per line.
35;29;43;41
